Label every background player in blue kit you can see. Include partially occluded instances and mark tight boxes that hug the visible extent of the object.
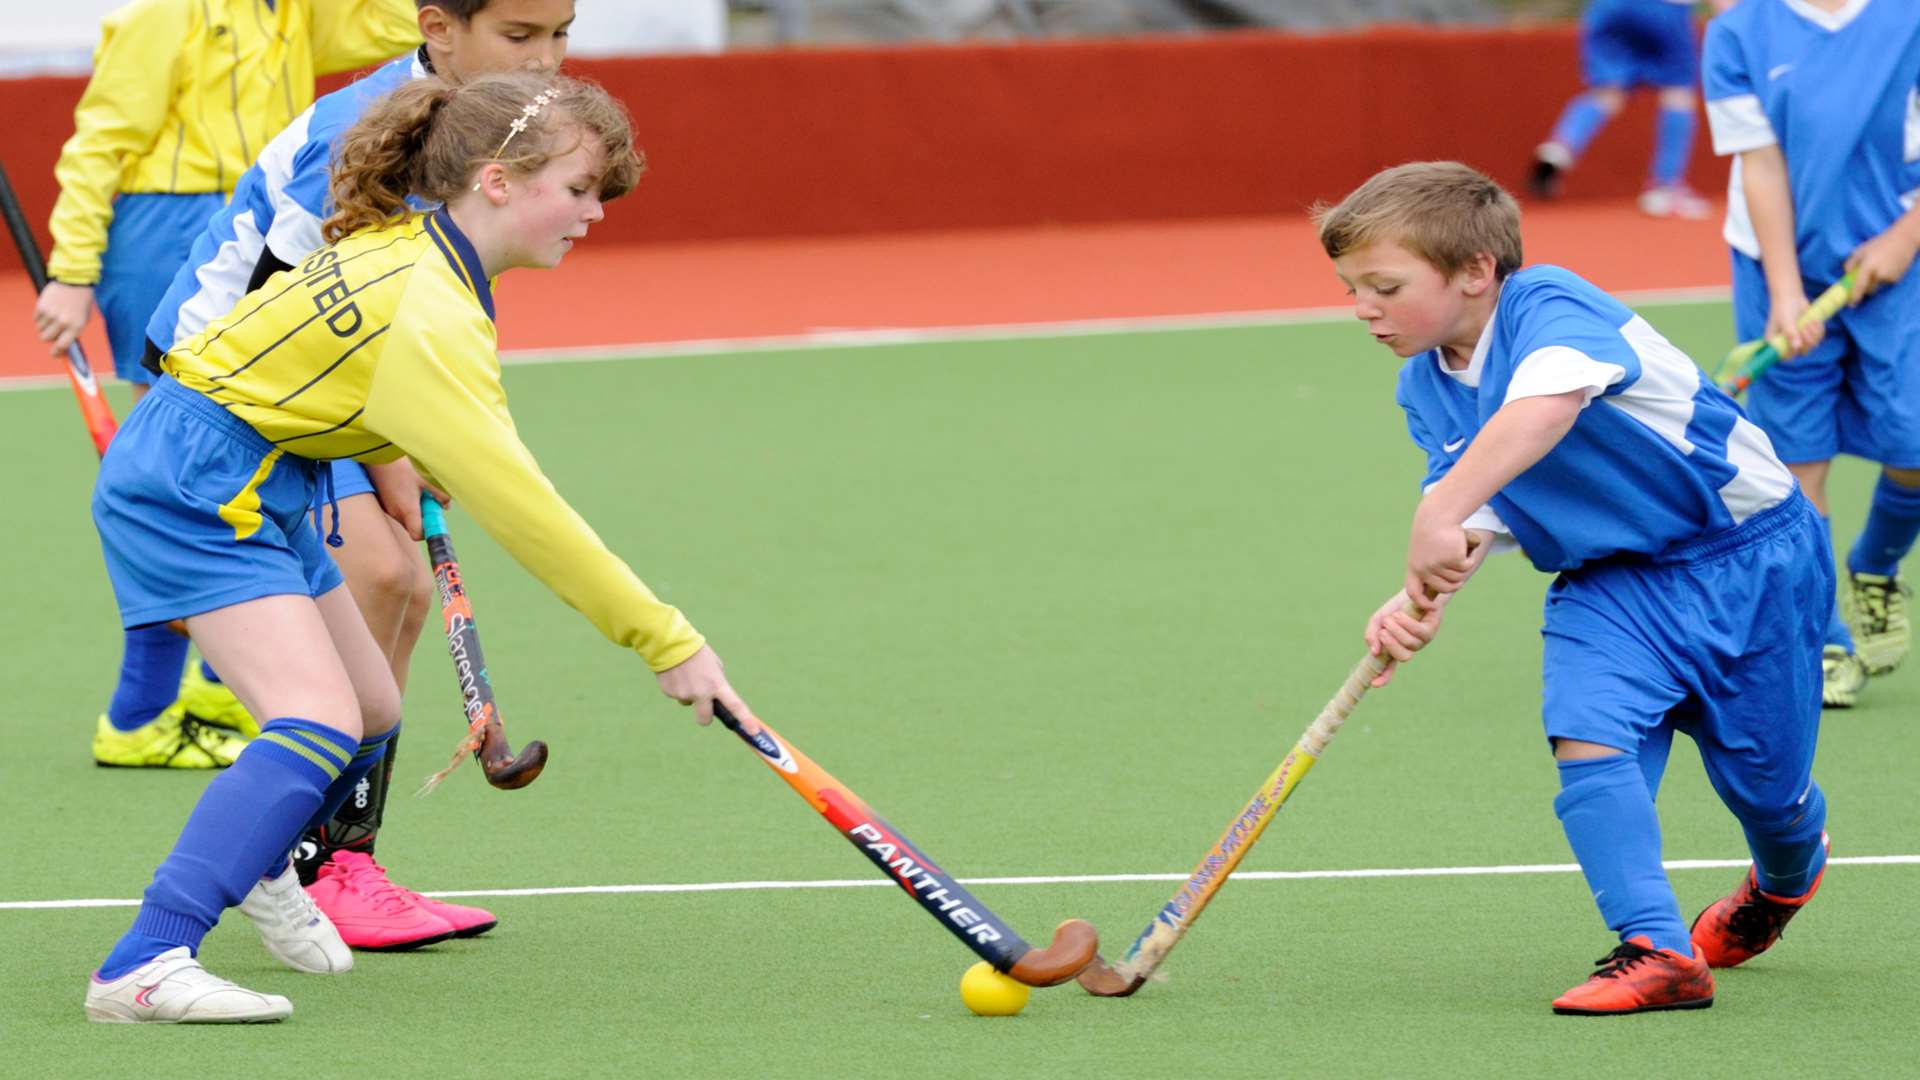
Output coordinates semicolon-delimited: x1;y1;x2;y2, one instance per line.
1317;162;1831;1015
144;0;577;950
1703;0;1920;708
1530;0;1722;218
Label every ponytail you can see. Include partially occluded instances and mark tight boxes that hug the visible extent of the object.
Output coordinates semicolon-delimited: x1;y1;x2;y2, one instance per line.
324;79;456;242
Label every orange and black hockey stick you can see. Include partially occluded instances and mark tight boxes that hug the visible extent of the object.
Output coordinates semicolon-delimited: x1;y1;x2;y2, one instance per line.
417;495;548;792
0;160;117;457
713;701;1098;987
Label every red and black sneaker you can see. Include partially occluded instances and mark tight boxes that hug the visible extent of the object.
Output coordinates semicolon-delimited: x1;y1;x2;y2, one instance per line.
1551;936;1715;1016
1690;856;1826;969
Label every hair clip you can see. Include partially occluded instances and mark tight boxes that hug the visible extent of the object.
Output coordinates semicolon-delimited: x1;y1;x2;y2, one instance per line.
472;88;560;192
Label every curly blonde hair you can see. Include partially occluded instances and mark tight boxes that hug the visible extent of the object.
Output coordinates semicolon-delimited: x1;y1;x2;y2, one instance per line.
324;71;644;242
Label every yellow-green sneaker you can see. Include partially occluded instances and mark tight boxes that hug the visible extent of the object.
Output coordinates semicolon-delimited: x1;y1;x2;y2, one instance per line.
177;662;260;738
1821;645;1868;709
1843;572;1910;676
93;708;248;768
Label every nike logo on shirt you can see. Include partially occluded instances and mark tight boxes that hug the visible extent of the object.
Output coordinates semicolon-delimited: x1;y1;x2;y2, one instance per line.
1443;437;1467;452
1767;63;1794;80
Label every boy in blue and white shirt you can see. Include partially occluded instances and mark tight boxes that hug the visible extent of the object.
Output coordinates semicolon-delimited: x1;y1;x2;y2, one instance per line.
1316;162;1829;1016
1703;0;1920;705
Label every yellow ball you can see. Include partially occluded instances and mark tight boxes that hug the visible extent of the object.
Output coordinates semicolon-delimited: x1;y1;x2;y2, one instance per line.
959;961;1031;1017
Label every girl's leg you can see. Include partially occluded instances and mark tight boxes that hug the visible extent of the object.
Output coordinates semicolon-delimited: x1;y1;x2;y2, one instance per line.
96;595;362;980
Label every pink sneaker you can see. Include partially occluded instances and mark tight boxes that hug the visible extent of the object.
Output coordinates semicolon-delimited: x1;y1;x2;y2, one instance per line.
305;851;456;951
410;893;498;938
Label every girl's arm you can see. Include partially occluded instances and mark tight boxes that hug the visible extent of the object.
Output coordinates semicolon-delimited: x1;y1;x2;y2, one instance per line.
1404;389;1584;603
1739;144;1823;357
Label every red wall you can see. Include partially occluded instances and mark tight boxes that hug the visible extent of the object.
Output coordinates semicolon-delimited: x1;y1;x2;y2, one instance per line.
1;24;1724;258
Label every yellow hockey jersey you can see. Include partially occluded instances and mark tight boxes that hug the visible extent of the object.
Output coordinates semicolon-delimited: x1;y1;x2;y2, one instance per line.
164;210;706;673
48;0;419;283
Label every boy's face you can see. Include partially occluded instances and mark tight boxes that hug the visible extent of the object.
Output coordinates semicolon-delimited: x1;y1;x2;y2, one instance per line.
1330;239;1483;359
424;0;576;81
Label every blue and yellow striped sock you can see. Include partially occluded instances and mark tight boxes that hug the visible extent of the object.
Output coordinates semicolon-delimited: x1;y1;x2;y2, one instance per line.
97;718;356;980
261;726;399;878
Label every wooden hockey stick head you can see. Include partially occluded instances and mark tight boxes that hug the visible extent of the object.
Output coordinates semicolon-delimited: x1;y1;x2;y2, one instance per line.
479;726;548;789
1075;953;1147;997
1006;919;1100;987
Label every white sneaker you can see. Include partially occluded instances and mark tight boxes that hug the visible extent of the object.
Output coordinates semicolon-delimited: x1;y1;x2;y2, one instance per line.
85;947;292;1024
238;864;353;974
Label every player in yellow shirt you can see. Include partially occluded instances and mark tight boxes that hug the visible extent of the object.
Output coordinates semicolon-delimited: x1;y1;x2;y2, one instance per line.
84;71;756;1024
36;0;420;770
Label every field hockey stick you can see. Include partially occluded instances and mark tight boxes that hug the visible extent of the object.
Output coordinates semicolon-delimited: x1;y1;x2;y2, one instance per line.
1081;588;1449;998
417;495;549;793
0;160;118;457
1715;271;1856;398
711;701;1100;987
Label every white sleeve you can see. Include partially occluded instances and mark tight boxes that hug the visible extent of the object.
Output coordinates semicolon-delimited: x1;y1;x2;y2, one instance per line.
1707;94;1777;156
1505;346;1626;407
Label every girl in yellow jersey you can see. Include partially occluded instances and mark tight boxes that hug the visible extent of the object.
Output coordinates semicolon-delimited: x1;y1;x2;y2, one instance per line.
84;72;755;1024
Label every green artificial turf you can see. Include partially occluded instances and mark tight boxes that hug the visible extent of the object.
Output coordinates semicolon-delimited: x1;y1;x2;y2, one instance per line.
2;301;1913;1078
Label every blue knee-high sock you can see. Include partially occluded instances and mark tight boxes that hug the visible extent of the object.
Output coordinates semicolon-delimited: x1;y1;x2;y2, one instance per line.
1848;473;1920;577
1821;515;1856;650
96;718;358;980
106;626;192;732
1549;94;1613;159
1746;781;1828;898
261;726;397;878
1650;106;1696;187
1554;755;1692;955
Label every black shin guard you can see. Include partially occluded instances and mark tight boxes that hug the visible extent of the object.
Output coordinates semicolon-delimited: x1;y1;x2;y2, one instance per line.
294;732;399;885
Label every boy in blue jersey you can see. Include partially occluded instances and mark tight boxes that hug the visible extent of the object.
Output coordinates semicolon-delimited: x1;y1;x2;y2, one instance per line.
37;0;418;773
1317;162;1831;1015
1529;0;1725;218
1703;0;1920;708
139;0;576;950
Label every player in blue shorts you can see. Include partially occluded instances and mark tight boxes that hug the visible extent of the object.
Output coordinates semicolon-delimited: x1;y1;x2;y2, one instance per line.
1703;0;1920;708
1316;162;1830;1015
35;0;417;772
1529;0;1724;218
144;0;575;949
85;70;756;1024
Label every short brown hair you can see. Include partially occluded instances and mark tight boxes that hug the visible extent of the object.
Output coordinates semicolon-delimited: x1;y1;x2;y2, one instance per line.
417;0;489;20
1312;162;1523;280
324;72;644;242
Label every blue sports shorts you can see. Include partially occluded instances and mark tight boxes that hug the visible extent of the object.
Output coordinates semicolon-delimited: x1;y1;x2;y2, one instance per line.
1580;0;1698;90
93;377;345;628
1732;251;1920;467
1539;493;1827;817
95;193;224;385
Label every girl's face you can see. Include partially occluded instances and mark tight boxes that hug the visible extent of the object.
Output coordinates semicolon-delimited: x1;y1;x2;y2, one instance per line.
1330;239;1470;358
502;135;607;270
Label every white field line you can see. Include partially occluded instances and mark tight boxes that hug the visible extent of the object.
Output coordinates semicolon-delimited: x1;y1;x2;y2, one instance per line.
4;853;1912;911
0;285;1733;393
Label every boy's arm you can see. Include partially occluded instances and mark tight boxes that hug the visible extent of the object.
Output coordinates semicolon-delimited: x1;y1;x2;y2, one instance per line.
45;1;190;285
1845;200;1920;302
1407;390;1584;602
308;0;422;76
362;269;706;673
1739;145;1823;356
